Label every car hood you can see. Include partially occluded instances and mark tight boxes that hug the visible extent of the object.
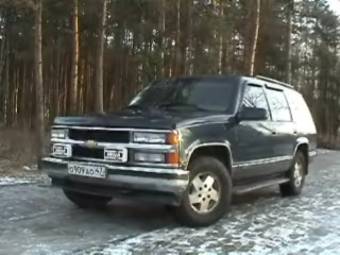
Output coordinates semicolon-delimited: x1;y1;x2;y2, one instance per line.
54;109;233;130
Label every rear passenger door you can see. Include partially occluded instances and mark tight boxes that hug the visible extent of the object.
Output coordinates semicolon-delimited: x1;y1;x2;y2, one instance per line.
265;86;296;172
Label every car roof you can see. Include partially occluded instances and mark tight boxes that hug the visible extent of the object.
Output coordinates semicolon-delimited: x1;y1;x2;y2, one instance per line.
171;75;242;83
166;75;297;92
241;76;297;92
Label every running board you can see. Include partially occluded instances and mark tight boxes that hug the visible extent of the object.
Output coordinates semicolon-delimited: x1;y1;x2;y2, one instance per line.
233;178;289;195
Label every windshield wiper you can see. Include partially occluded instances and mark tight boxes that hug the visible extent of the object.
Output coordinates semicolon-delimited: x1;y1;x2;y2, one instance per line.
126;104;142;109
124;104;145;112
158;103;209;112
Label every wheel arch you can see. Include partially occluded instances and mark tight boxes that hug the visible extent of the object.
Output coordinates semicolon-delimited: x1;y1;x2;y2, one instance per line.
185;142;233;175
294;138;309;174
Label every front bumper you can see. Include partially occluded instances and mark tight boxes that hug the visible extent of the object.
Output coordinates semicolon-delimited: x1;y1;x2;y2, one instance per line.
41;157;189;205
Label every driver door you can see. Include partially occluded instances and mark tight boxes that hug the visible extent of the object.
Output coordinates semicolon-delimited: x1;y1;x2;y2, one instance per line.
233;83;276;181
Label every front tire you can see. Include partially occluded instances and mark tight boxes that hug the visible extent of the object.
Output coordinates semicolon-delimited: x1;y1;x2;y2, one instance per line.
174;156;232;227
63;189;112;209
280;151;307;196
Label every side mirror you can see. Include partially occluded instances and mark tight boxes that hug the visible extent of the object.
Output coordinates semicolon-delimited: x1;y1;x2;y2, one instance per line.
238;107;268;121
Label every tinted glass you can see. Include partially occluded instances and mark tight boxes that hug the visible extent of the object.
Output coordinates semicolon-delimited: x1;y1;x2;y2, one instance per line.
266;88;292;122
242;85;270;114
285;89;316;132
129;78;238;113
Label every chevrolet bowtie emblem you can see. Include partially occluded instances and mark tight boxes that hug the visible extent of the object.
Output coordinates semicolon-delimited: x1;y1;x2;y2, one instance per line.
84;140;97;148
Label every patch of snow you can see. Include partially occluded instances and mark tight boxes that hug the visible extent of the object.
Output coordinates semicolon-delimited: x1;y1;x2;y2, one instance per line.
317;148;336;155
22;244;69;255
23;165;33;171
0;174;49;187
0;176;33;186
8;210;51;222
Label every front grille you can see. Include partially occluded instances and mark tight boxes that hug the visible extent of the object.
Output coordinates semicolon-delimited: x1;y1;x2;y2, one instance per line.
69;129;130;143
72;145;104;159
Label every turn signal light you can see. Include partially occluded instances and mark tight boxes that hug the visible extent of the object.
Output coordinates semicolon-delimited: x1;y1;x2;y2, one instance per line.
167;131;180;145
166;152;180;166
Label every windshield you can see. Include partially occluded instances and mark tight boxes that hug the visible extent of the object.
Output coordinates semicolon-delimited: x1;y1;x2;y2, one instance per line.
129;78;238;113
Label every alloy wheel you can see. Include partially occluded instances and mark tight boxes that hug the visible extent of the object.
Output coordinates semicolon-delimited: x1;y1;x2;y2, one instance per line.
293;160;304;187
188;172;221;214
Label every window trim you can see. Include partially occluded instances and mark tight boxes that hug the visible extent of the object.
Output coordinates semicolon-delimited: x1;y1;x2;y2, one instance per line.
241;83;272;121
283;90;294;122
264;87;293;123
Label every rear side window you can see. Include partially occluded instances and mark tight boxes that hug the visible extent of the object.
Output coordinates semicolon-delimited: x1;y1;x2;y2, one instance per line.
266;88;292;122
285;89;316;132
242;85;270;114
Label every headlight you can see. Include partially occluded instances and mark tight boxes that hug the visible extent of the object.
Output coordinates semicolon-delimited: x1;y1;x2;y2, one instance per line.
134;152;165;163
51;129;68;139
133;132;167;144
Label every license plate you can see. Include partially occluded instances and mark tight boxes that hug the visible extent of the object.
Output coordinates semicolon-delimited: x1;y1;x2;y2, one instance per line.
68;164;106;179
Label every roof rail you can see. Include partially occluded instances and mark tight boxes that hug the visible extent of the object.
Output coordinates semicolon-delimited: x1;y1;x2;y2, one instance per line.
255;75;293;89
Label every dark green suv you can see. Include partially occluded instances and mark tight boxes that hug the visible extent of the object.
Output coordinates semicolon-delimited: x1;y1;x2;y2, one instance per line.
41;75;317;226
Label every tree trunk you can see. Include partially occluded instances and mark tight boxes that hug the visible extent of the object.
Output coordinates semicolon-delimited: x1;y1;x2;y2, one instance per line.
159;0;166;77
34;0;45;158
218;0;224;74
70;0;79;114
94;0;107;113
248;0;261;76
286;0;293;84
174;0;181;76
0;19;7;123
186;0;193;75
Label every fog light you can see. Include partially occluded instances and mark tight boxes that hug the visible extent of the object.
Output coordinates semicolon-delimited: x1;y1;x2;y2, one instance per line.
52;144;72;158
104;148;128;162
134;152;165;163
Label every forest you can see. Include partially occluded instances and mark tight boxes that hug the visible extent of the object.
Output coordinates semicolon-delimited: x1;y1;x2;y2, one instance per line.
0;0;339;159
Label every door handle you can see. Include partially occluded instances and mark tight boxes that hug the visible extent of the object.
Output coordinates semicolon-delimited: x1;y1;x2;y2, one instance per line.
272;130;277;135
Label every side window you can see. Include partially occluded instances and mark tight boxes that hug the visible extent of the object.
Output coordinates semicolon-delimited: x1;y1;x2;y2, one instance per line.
266;88;292;122
242;85;270;113
285;89;316;132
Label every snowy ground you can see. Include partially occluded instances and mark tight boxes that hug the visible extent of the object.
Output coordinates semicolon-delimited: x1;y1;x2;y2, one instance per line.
1;149;340;255
0;175;49;187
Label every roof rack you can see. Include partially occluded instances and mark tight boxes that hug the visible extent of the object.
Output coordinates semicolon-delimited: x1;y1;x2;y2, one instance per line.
255;75;293;89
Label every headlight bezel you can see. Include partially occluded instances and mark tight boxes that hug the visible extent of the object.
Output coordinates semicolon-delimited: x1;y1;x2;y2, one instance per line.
133;130;180;145
50;128;69;139
133;132;167;144
51;129;68;139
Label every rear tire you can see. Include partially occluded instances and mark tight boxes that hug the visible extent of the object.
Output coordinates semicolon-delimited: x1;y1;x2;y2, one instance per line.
63;189;112;209
280;151;306;197
174;156;232;227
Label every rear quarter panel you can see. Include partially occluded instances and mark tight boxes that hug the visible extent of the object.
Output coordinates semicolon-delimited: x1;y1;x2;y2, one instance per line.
285;89;317;153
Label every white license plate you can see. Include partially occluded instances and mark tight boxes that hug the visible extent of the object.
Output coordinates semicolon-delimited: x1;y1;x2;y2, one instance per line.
68;164;106;179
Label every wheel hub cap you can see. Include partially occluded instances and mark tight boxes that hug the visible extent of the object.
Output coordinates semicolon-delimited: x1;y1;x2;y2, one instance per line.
188;172;221;214
293;161;303;187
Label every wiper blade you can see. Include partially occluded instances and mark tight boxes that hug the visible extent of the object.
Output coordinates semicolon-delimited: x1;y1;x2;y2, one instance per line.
158;103;209;112
124;104;145;112
126;104;143;109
